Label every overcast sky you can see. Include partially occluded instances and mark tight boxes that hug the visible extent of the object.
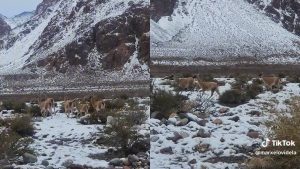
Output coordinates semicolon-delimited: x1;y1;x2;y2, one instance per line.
0;0;42;18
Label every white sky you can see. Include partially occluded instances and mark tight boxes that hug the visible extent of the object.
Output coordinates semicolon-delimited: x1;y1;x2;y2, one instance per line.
0;0;42;17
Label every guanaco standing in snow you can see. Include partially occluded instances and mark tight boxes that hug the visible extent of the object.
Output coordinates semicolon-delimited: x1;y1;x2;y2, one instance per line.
259;73;282;91
193;77;220;97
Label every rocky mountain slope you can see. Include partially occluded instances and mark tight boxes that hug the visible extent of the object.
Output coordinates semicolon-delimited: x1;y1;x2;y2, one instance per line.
0;0;149;81
150;0;300;65
2;12;35;29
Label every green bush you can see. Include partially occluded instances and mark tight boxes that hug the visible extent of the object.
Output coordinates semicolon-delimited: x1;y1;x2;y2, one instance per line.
151;90;184;119
219;89;248;106
245;83;264;99
1;101;27;113
26;105;42;117
0;130;33;162
105;99;126;110
10;115;34;137
100;111;147;156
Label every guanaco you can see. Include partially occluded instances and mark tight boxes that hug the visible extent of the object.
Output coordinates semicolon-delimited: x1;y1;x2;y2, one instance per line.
63;98;77;118
89;96;105;113
193;78;220;97
75;99;90;117
176;77;195;90
39;98;55;117
259;73;281;90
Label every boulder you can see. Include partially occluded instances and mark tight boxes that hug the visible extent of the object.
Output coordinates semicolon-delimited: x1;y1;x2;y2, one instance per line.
22;153;37;164
160;147;173;154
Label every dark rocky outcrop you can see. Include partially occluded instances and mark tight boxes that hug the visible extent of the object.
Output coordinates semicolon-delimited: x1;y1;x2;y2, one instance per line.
0;17;11;38
150;0;178;22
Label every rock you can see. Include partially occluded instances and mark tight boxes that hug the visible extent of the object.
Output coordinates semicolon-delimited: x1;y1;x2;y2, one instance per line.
247;131;260;139
160;147;173;154
194;128;211;138
197;119;208;126
167;117;177;125
219;107;229;114
213;149;224;156
150;136;159;142
122;158;130;166
228;116;240;122
188;159;197;164
179;131;189;138
128;139;150;154
106;116;114;126
167;131;183;143
109;158;123;166
2;165;14;169
78;114;91;125
41;160;49;166
194;144;210;153
45;167;54;169
62;159;73;167
176;118;189;126
128;154;139;164
212;118;223;125
220;137;225;142
22;153;37;164
248;110;261;116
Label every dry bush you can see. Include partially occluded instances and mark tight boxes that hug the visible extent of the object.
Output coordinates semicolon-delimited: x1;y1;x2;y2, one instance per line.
0;130;33;162
246;97;300;169
10;115;35;137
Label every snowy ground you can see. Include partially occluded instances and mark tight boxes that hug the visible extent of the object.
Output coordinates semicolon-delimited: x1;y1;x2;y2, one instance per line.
150;78;300;169
0;97;150;169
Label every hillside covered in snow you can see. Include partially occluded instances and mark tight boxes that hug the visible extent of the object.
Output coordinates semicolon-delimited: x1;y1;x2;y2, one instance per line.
150;0;300;65
0;0;149;81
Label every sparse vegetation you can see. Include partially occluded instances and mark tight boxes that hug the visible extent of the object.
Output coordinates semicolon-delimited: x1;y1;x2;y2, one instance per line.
1;101;27;113
26;105;42;117
246;97;300;169
100;111;148;156
219;89;248;106
151;90;186;119
0;116;34;163
10;115;35;137
245;83;264;99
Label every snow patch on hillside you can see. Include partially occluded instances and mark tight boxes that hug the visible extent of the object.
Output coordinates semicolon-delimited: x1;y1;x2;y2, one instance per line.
151;0;300;63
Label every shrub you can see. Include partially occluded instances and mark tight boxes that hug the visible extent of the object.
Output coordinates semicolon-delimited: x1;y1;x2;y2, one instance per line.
10;115;34;137
219;89;248;106
286;75;300;83
0;130;33;161
100;111;147;156
1;101;27;113
246;97;300;169
26;105;42;117
245;83;264;99
105;99;126;110
151;90;184;119
119;94;129;100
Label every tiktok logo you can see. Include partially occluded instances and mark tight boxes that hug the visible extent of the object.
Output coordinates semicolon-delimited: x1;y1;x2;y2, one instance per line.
261;138;271;147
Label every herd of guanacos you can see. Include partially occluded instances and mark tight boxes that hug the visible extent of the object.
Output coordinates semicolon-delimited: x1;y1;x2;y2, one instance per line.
28;73;283;117
38;96;105;118
164;73;282;97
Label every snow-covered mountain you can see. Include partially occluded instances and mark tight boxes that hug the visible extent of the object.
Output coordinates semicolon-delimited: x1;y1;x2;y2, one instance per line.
151;0;300;65
0;0;149;80
4;11;34;29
